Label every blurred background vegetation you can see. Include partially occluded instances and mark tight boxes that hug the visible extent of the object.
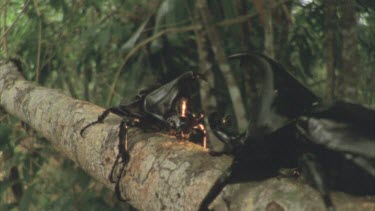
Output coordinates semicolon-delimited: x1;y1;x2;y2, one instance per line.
0;0;374;210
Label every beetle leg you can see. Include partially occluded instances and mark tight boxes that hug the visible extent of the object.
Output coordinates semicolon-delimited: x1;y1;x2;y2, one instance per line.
193;123;207;149
208;112;241;156
300;153;334;211
80;107;127;137
198;165;233;210
109;119;131;201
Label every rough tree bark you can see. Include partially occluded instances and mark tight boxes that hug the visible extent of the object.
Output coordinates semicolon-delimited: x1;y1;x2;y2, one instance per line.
0;61;374;210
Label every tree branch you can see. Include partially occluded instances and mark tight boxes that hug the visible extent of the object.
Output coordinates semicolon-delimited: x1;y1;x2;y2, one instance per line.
0;61;373;210
0;61;232;210
0;0;31;42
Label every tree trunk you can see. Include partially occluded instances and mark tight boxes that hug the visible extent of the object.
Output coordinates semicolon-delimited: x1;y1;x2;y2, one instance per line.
235;0;254;51
0;61;373;210
192;9;224;152
196;0;248;132
263;0;275;58
0;61;231;210
337;0;360;102
324;0;337;101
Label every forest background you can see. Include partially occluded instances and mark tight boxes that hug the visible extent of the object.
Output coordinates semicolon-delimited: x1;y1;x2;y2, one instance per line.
0;0;374;210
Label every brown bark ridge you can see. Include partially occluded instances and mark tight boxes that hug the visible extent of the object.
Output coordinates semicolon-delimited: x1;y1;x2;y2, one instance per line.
1;61;374;210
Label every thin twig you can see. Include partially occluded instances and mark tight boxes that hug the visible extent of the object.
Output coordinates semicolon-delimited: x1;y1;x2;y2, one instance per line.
142;19;191;33
280;0;293;24
0;0;31;42
33;0;42;82
0;2;8;12
309;79;327;87
1;0;8;58
264;0;275;58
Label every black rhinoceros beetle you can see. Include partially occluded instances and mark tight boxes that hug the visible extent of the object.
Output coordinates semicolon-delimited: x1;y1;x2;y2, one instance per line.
200;53;375;211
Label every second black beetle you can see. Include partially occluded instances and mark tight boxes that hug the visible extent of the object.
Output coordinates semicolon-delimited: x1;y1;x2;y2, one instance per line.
200;53;375;211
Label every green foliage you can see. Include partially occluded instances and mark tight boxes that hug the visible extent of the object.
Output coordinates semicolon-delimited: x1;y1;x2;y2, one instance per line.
0;0;374;210
0;117;125;210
